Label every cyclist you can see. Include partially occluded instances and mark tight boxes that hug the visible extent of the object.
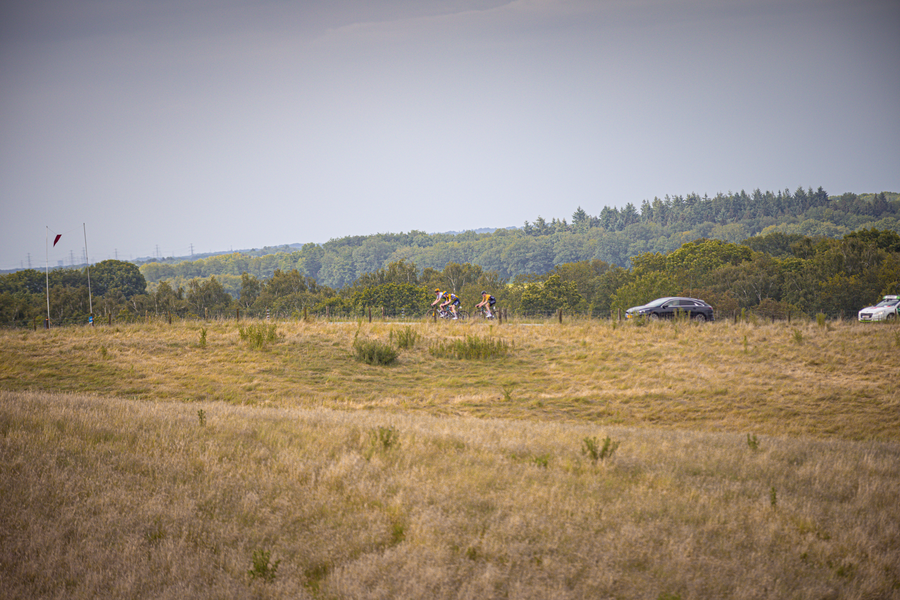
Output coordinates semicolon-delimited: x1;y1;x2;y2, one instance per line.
431;289;444;310
440;290;461;319
431;289;452;318
475;290;496;318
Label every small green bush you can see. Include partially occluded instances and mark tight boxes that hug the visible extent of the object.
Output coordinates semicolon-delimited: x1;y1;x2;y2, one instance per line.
248;548;280;583
353;338;399;365
238;323;278;349
429;335;510;359
370;425;400;451
582;435;619;462
746;433;760;451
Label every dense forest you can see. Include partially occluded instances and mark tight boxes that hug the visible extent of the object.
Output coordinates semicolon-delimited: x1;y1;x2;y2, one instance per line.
136;188;899;291
2;189;899;326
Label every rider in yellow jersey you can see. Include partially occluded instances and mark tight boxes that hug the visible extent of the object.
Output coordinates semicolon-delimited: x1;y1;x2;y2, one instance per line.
475;290;496;318
440;290;461;319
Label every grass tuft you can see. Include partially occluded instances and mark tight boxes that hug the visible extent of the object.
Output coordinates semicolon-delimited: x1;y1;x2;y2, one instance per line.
429;334;510;359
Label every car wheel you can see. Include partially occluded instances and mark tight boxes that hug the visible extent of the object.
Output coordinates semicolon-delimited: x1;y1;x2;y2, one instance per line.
649;313;660;321
693;313;707;322
886;313;897;322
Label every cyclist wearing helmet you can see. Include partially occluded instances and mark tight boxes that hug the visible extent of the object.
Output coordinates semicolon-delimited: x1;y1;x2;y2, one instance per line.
431;288;444;308
475;290;496;318
440;290;461;319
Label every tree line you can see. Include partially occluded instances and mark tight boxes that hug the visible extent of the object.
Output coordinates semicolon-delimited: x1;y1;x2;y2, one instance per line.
3;227;899;326
136;189;899;290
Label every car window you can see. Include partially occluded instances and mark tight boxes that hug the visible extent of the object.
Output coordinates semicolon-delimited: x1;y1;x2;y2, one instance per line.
646;298;672;307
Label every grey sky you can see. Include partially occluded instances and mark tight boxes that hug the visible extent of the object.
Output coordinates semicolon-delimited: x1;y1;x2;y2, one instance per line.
2;0;898;269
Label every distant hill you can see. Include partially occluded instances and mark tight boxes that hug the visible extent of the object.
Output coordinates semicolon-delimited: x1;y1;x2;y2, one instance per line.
137;188;899;289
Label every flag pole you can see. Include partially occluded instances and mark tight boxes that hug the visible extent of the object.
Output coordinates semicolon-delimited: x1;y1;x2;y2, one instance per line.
45;226;51;328
83;223;93;321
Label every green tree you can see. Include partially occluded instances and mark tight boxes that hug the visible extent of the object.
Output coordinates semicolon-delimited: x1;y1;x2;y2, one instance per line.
92;260;147;298
186;276;233;317
239;273;261;309
520;274;584;314
350;283;431;317
609;271;678;316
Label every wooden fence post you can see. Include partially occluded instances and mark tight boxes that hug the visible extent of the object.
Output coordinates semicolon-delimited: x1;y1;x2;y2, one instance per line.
368;307;372;323
558;308;563;324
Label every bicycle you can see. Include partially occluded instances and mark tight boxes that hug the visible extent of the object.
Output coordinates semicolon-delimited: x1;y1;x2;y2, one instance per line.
436;307;468;320
475;306;497;319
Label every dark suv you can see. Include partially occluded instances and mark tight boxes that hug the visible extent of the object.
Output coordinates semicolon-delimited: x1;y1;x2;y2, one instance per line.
625;297;715;322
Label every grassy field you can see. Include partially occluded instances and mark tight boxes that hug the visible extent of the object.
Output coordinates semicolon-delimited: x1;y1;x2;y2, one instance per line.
1;317;899;598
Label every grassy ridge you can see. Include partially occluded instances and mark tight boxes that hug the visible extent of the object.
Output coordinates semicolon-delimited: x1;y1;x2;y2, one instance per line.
1;319;899;598
1;318;898;441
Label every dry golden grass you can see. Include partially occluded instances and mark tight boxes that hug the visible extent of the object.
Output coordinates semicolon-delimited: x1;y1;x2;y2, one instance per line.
1;317;898;441
1;390;898;599
1;318;899;598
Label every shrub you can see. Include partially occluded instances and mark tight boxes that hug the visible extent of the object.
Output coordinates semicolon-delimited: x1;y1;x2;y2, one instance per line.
353;338;399;365
247;549;280;583
370;425;400;451
746;433;760;451
429;335;510;359
238;323;278;349
582;435;619;462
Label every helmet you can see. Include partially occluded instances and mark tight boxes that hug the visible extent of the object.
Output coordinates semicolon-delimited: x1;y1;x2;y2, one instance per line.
481;291;487;295
434;288;441;293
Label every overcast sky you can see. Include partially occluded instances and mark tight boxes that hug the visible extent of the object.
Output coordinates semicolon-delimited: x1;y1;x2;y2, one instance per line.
1;0;898;269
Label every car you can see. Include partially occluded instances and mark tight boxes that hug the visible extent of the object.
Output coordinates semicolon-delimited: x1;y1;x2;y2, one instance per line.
858;295;899;322
625;297;715;322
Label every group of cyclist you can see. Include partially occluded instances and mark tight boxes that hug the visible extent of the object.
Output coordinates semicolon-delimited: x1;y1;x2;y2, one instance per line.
431;289;496;320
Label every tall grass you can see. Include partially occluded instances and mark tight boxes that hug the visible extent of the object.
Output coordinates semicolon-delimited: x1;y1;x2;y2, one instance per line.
428;334;510;359
1;390;898;599
1;318;898;440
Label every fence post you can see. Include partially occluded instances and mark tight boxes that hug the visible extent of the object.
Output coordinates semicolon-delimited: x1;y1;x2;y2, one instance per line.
558;308;563;324
368;307;372;323
167;311;171;325
326;305;330;320
109;313;112;326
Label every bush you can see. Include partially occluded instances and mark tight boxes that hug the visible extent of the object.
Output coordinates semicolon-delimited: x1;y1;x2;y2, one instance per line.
353;337;399;365
238;323;278;349
429;335;510;359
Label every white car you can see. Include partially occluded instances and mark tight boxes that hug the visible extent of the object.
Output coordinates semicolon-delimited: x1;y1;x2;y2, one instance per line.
858;295;900;322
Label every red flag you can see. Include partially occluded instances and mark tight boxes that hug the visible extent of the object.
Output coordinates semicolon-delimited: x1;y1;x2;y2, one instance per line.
53;234;61;247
